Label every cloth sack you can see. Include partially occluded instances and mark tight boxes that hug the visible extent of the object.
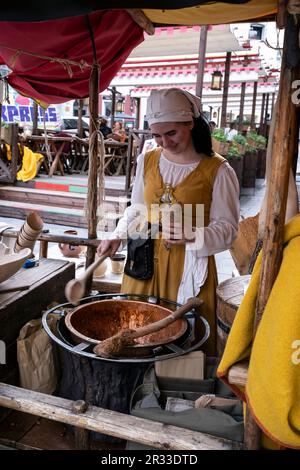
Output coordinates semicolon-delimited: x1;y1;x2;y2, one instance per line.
17;315;58;394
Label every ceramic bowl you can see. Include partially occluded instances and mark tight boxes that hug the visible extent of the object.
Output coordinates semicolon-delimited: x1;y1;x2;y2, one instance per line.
0;248;31;283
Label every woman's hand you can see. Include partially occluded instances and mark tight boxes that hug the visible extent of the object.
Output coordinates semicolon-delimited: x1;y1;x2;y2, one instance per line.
163;222;196;246
97;239;122;257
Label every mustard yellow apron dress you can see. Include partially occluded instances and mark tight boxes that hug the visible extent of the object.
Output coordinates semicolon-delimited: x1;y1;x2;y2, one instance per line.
122;148;226;355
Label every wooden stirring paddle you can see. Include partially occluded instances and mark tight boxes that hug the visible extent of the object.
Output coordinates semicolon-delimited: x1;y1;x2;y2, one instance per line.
93;297;203;358
65;253;108;305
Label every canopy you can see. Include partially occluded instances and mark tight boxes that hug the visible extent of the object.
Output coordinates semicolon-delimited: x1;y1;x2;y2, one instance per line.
0;10;143;104
0;1;277;23
0;1;277;104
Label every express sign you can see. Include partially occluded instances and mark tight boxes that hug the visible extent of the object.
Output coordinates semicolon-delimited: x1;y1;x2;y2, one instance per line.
1;105;58;124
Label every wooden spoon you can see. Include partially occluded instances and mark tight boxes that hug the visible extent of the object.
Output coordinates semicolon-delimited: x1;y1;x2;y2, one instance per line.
93;297;203;358
65;253;108;305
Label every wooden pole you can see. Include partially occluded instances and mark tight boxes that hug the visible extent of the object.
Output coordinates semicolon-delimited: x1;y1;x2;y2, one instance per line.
271;92;275;119
220;52;231;128
135;97;141;129
250;82;258;130
195;25;208;108
32;101;38;135
85;63;99;293
77;99;84;138
259;93;266;134
238;82;246;132
110;86;116;129
263;92;270;136
244;19;299;450
10;123;19;182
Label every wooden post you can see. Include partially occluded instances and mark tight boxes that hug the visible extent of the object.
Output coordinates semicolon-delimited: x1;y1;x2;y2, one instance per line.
238;82;246;132
220;52;232;128
195;25;208;108
32;101;38;135
85;63;99;293
271;92;275;119
125;131;133;195
244;19;299;450
263;93;270;136
10;123;19;182
39;240;48;259
110;86;116;129
259;93;266;134
77;99;84;138
250;82;258;130
135;97;141;129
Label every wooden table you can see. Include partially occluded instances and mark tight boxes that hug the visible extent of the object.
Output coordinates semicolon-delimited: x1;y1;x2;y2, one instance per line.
0;259;75;388
104;140;128;176
25;135;75;177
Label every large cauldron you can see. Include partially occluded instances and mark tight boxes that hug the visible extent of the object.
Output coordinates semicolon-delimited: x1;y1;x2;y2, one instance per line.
65;299;187;356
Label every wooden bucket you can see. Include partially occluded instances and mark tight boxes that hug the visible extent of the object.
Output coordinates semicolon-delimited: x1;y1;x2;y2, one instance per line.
216;275;251;356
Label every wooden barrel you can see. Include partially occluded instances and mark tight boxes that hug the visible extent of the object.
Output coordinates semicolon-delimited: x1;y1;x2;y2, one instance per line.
216;275;251;356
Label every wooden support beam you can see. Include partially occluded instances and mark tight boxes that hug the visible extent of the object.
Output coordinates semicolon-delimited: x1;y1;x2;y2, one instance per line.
126;9;155;35
238;82;246;132
2;229;100;248
32;101;38;135
86;63;99;293
10;123;19;182
220;52;232;128
39;240;48;259
196;25;208;108
250;82;258;130
245;18;299;450
259;93;266;134
77;99;84;138
0;383;242;450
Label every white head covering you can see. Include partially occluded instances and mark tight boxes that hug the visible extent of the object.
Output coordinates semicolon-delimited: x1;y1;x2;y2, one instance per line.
146;88;201;126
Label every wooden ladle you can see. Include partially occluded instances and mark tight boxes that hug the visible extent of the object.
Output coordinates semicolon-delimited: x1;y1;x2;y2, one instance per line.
93;297;203;358
65;253;108;305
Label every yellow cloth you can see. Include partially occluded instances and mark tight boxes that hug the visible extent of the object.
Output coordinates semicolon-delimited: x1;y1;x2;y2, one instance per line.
143;0;276;26
122;148;225;355
4;143;12;161
217;214;300;449
17;146;44;182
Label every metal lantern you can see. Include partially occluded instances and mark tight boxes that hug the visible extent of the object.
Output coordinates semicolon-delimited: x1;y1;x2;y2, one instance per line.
211;70;223;90
116;98;124;113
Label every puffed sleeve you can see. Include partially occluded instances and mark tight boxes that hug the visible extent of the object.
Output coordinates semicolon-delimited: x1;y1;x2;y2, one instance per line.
187;162;240;256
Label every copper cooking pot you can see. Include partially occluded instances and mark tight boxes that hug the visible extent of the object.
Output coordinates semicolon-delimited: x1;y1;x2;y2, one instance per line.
64;299;188;353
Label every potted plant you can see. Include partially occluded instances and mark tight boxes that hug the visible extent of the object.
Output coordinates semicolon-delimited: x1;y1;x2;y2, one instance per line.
226;143;244;189
242;143;258;188
232;134;247;155
212;129;230;155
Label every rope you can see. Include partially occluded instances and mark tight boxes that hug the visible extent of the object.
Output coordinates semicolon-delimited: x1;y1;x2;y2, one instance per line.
0;43;90;77
85;129;105;224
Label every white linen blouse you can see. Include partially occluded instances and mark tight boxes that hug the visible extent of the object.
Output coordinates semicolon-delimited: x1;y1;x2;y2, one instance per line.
114;152;240;304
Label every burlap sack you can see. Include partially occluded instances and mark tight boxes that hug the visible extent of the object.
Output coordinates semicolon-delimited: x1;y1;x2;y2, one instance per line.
17;315;58;394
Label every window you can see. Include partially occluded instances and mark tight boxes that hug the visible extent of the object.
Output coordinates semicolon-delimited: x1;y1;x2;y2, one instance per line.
249;24;265;40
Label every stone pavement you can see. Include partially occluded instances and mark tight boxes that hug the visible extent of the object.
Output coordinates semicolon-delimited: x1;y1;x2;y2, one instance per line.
0;178;266;285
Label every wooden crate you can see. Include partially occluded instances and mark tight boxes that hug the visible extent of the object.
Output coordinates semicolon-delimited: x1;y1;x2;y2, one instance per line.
212;137;230;156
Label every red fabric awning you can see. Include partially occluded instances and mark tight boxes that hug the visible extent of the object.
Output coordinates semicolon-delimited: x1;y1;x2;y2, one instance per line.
0;10;144;105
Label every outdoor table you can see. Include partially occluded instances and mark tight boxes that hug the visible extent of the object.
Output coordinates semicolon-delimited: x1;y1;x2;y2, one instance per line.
103;139;128;175
25;135;75;177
